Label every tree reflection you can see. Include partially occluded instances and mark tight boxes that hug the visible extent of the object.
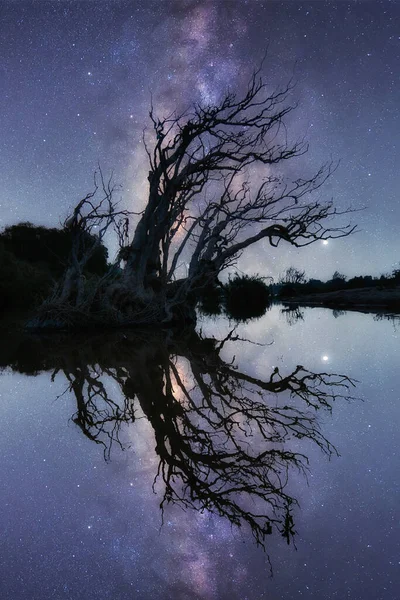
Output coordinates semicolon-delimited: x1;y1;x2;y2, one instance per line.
280;305;305;326
3;329;356;549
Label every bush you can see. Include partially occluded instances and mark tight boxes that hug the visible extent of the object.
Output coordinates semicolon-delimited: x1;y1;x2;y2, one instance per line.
0;223;108;277
278;283;299;298
0;243;53;312
197;283;224;316
224;275;270;321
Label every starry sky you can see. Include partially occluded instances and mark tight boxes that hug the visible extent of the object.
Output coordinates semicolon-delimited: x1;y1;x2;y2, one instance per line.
1;0;399;282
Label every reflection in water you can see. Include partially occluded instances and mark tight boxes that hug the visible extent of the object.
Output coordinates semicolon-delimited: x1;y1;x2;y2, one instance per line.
2;328;355;551
373;312;400;329
280;305;305;326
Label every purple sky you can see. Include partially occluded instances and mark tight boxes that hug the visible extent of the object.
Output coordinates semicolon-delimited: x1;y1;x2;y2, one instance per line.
1;0;399;281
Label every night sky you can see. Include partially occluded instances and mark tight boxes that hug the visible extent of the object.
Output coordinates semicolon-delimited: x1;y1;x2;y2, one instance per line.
1;0;399;281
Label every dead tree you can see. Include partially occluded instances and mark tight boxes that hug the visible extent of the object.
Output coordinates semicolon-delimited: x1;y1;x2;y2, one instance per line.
116;67;356;320
29;170;132;328
32;65;357;328
280;267;307;286
30;328;357;550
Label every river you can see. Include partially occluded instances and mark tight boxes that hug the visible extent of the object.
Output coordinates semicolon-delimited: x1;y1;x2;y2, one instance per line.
0;306;398;599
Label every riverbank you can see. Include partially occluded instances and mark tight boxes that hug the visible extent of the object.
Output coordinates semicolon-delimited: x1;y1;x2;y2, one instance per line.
280;286;400;313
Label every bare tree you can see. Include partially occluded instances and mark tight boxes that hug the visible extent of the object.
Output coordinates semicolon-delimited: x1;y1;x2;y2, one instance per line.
332;270;347;281
16;328;356;551
29;169;133;329
111;67;356;323
32;65;357;328
280;266;307;285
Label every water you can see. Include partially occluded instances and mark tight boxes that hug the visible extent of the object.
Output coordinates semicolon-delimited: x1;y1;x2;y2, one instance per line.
0;306;398;600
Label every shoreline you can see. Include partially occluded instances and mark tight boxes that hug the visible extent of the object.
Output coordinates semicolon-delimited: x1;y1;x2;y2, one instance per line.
279;285;400;315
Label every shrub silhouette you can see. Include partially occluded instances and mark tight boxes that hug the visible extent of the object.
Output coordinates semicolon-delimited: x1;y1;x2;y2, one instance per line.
0;243;53;312
0;222;110;316
224;275;270;321
197;283;224;316
0;223;108;277
278;283;299;298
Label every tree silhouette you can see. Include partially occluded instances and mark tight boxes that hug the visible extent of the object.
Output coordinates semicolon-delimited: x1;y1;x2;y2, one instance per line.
280;267;307;285
0;222;108;278
7;328;356;550
31;65;356;328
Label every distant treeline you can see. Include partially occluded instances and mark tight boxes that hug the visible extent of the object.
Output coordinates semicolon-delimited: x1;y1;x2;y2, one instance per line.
0;222;108;312
274;267;400;299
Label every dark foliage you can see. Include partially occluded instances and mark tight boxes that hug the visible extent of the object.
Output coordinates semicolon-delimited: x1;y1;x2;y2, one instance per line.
301;278;325;294
278;283;299;299
0;242;53;312
277;267;306;298
392;269;400;284
224;274;271;321
0;223;109;316
197;282;224;316
0;223;108;277
273;266;400;299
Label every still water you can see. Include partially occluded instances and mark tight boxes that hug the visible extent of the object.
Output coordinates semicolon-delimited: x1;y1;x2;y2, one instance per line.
0;306;398;600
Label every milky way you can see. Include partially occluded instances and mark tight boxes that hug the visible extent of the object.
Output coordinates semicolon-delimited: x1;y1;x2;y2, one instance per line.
1;1;399;280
